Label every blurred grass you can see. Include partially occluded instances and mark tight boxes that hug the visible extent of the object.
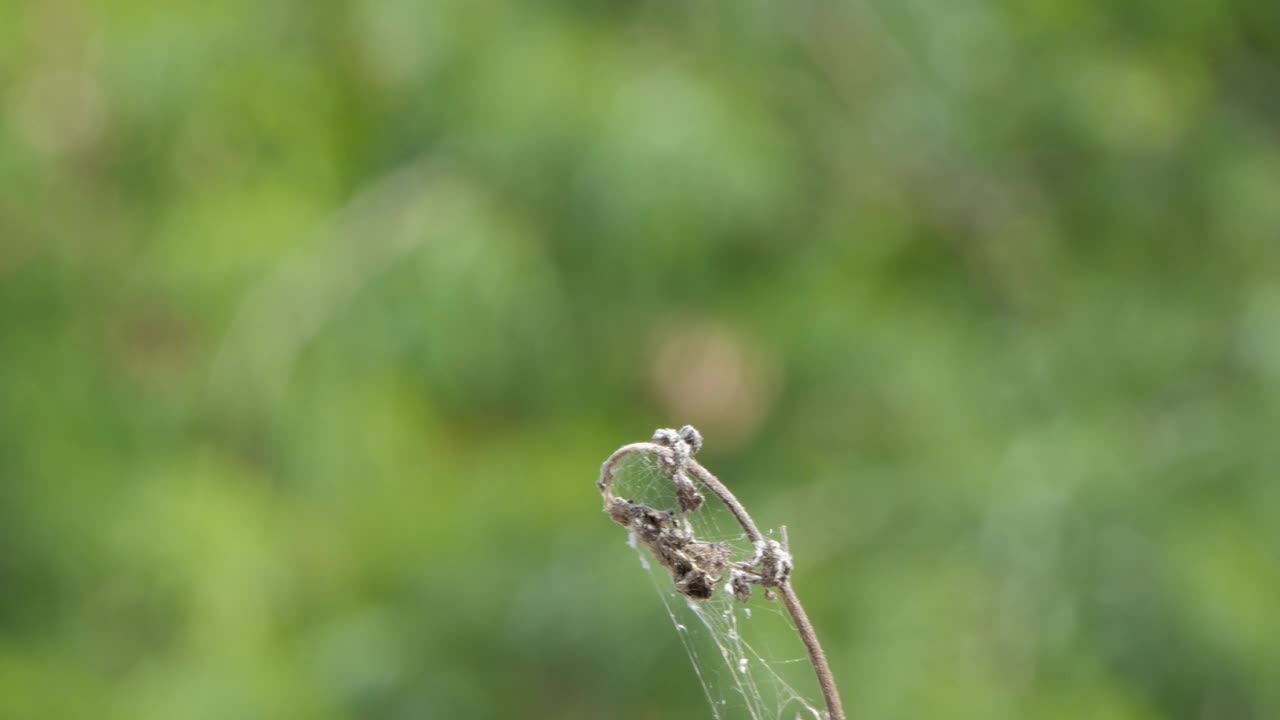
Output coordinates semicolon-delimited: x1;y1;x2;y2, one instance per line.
3;0;1280;718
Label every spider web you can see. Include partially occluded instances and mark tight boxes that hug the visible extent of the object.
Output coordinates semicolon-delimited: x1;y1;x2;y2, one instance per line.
609;452;826;720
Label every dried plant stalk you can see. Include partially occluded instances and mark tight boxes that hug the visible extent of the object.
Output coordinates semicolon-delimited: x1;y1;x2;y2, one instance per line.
598;425;846;720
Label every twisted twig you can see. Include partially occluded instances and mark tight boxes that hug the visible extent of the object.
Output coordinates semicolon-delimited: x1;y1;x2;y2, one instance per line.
598;426;846;720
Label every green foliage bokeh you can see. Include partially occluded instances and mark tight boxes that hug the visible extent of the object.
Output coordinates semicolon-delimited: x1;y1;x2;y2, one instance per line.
2;1;1279;718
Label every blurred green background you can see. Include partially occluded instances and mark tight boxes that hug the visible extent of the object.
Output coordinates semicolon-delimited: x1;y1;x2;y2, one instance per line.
3;1;1280;718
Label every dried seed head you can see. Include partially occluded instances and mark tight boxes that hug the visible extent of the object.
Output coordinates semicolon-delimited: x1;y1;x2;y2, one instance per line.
678;424;703;454
649;426;706;513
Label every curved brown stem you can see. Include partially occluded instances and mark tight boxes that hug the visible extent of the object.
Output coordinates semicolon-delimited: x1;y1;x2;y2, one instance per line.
598;441;667;496
779;582;845;720
683;459;765;546
597;430;846;720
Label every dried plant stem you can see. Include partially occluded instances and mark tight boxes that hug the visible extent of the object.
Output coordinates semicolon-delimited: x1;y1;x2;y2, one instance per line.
598;430;846;720
686;457;846;720
778;583;844;720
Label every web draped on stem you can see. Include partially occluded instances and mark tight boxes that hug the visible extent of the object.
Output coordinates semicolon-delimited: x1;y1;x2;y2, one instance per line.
598;426;844;720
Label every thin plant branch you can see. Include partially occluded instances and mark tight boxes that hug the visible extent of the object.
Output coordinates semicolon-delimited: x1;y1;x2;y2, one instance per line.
598;425;846;720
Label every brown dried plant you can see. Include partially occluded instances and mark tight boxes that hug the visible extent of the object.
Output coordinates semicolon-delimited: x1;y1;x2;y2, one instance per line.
598;425;845;720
